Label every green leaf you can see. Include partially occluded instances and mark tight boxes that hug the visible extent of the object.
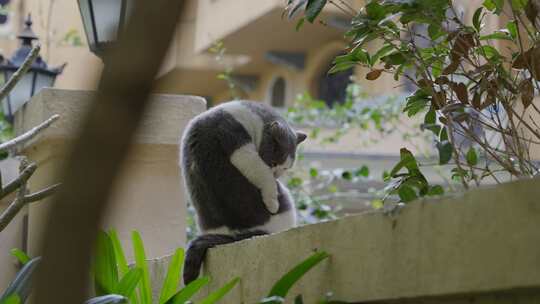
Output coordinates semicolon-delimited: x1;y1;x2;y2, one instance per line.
428;24;445;40
472;7;484;31
365;1;386;21
390;148;419;177
404;89;430;117
94;231;119;296
0;257;41;304
295;295;304;304
295;17;305;31
507;21;518;39
370;44;394;66
341;171;352;180
479;32;512;41
10;248;30;265
478;45;500;59
466;147;478;166
355;165;370;177
199;277;240;304
109;230;129;277
109;230;137;303
309;168;318;178
166;276;210;304
424;108;436;125
483;0;504;14
132;231;152;304
398;185;417;202
427;185;444;196
305;0;327;23
267;251;329;298
86;294;128;304
511;0;527;10
159;248;185;304
381;52;406;66
115;268;142;298
436;140;453;165
1;295;20;304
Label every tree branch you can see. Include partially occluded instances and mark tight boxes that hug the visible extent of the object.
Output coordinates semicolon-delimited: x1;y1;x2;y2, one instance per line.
0;44;41;102
0;114;59;153
1;162;36;198
23;183;60;203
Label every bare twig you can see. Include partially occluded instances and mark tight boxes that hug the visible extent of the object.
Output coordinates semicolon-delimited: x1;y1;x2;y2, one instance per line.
0;114;60;153
1;162;36;198
0;44;41;102
0;194;26;232
24;183;61;203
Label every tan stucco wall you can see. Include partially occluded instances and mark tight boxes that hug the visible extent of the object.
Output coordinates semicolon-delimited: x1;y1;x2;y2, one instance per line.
188;178;540;303
13;89;205;260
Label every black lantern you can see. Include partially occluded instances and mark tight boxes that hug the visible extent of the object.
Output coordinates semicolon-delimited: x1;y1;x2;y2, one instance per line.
77;0;134;58
0;15;65;121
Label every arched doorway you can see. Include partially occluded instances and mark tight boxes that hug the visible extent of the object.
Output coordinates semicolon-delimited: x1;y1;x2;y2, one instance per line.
270;76;286;108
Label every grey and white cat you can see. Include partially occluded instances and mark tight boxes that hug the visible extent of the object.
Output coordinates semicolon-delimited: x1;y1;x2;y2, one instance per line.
180;100;306;284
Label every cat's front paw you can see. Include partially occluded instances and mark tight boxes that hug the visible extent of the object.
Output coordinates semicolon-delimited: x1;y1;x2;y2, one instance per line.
262;190;280;214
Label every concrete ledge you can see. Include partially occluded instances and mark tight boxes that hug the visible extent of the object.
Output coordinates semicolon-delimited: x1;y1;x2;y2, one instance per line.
198;178;540;303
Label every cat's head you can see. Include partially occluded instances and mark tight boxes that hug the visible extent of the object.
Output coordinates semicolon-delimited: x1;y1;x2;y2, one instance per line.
267;120;307;178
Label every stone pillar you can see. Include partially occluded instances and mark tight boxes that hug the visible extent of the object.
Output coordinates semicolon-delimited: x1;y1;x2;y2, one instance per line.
13;88;205;260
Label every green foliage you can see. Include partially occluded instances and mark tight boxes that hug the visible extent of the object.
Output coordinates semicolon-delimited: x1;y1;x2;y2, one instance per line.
199;277;240;304
384;148;444;204
259;251;330;303
10;249;30;265
92;230;238;304
159;248;184;304
286;0;540;192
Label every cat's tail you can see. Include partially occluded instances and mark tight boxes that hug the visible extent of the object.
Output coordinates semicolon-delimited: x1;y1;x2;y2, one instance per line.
183;230;267;285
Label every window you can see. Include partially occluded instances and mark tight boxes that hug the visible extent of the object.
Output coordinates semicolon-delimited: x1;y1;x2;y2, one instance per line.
318;57;353;107
0;0;9;25
270;77;286;108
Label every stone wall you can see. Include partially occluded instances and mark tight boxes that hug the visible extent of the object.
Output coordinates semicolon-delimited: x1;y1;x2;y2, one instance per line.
191;178;540;303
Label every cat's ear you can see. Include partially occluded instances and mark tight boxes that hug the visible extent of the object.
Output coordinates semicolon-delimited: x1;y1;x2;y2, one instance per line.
270;121;287;145
296;131;307;144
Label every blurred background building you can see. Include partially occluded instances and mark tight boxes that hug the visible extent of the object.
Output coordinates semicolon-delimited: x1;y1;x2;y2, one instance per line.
0;0;508;212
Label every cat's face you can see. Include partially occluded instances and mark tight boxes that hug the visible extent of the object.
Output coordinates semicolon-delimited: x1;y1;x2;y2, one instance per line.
268;121;307;178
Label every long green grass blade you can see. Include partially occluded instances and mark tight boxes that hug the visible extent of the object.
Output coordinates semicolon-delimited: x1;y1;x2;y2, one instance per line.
109;230;138;304
9;249;30;265
199;277;239;304
115;267;142;298
94;231;119;295
165;276;210;304
132;231;152;304
158;248;185;304
267;251;329;299
109;230;129;277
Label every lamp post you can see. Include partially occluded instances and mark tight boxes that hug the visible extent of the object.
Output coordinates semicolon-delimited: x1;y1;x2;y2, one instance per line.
77;0;134;59
0;15;65;122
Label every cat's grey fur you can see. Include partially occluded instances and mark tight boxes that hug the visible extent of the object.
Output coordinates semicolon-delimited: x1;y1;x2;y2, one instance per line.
180;100;306;284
